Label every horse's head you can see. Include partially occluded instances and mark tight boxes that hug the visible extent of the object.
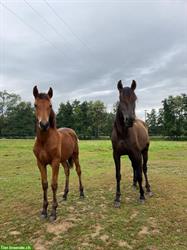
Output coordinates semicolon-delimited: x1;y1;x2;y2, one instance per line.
117;80;137;128
33;86;53;131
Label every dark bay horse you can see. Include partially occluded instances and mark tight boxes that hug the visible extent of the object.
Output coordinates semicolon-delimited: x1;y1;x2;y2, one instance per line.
33;86;84;221
111;80;152;208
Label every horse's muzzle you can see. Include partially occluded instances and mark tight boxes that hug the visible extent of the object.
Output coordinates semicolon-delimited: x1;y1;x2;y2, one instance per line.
39;121;50;131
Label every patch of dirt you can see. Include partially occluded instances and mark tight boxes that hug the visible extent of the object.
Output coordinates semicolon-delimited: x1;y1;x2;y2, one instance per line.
68;206;75;211
130;210;139;220
152;229;160;235
100;234;109;242
91;224;103;238
125;197;131;202
148;217;160;235
47;221;74;235
147;246;158;250
118;240;132;249
34;238;47;250
9;231;21;236
138;226;150;236
148;217;157;228
81;242;90;247
66;216;81;223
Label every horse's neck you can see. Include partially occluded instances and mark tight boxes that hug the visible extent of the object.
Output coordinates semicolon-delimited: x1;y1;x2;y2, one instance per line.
36;128;55;144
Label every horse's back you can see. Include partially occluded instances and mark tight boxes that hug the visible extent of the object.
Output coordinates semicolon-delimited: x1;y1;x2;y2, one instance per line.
58;127;78;140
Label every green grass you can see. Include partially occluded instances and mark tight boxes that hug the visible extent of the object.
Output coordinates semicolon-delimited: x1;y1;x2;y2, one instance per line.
0;139;187;250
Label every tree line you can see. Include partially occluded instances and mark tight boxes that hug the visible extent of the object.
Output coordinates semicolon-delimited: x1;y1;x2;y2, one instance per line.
146;94;187;138
0;90;115;138
0;90;186;138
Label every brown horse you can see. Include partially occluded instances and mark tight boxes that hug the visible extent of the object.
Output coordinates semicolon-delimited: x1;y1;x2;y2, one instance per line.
33;86;84;221
111;80;152;208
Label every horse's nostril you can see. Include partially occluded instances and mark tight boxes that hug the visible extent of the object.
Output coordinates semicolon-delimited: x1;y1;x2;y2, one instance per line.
39;121;49;130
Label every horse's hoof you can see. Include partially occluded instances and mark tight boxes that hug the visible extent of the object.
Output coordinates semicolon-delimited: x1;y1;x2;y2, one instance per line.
148;191;153;197
49;215;56;222
80;193;85;199
62;196;67;201
132;184;138;190
114;201;121;208
139;198;145;204
40;213;47;219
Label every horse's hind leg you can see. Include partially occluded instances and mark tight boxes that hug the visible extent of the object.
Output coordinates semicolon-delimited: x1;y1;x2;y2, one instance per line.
142;149;152;194
128;155;137;189
132;165;138;189
130;152;145;202
62;162;70;200
73;156;84;198
37;160;48;219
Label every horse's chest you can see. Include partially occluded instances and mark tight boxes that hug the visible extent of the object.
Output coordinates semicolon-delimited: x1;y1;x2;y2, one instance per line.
39;148;50;163
117;140;129;154
34;145;60;164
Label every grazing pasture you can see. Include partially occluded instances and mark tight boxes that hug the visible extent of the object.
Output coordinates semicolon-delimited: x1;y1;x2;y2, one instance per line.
0;139;186;250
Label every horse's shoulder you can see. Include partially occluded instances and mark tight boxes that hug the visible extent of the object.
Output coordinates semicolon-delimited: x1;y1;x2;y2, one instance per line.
134;119;148;130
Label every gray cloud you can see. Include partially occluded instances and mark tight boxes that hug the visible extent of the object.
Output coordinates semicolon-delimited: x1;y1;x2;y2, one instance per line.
0;0;186;119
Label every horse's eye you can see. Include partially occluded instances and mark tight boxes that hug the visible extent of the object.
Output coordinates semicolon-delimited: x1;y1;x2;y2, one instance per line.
50;104;52;108
34;104;37;108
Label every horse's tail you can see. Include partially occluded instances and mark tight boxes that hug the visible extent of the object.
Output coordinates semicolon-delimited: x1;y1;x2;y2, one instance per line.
67;157;74;168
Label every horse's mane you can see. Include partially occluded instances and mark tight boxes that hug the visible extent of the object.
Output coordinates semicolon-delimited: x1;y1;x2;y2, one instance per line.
114;105;126;136
49;109;56;129
37;93;50;100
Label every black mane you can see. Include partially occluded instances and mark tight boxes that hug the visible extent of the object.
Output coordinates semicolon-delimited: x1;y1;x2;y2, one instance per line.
49;109;56;129
37;93;50;100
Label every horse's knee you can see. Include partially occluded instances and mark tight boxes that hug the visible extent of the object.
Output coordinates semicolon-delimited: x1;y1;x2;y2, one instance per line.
51;183;58;192
42;182;48;191
116;173;121;181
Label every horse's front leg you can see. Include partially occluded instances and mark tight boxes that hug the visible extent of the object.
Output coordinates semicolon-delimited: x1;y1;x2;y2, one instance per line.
50;159;60;221
113;152;121;208
37;160;48;219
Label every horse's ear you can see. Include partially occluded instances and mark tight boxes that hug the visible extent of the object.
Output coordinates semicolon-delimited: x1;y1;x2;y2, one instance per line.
131;80;136;91
48;87;53;98
33;86;38;98
117;80;123;91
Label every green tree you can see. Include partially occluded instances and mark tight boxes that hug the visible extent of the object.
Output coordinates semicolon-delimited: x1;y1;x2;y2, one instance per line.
146;109;158;135
2;102;35;137
0;91;21;136
90;101;107;138
56;101;74;128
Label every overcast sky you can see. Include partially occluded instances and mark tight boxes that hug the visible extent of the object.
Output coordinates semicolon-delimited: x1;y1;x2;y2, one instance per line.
0;0;186;119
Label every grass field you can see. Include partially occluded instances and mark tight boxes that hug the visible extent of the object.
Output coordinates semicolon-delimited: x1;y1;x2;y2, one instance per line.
0;139;187;250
